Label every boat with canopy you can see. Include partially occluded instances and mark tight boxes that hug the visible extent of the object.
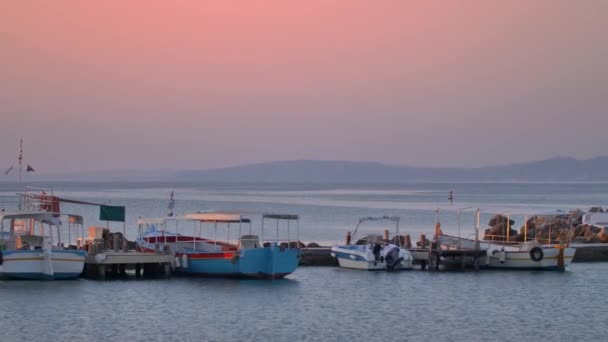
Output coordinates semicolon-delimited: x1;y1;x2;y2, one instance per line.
0;189;86;279
136;211;301;279
437;208;575;271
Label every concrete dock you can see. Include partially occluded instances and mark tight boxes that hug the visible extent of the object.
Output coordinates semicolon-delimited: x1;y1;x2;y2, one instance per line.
84;251;175;279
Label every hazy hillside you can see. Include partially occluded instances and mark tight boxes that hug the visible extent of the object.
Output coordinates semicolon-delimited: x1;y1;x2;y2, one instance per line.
176;157;608;182
16;157;608;182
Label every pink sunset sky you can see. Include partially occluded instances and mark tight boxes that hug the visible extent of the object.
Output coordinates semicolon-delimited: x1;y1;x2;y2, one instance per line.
1;1;606;172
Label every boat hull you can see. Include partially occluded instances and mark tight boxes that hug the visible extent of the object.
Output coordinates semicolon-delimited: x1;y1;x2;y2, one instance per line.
484;247;575;271
0;249;86;280
331;245;413;271
177;246;300;279
438;235;575;271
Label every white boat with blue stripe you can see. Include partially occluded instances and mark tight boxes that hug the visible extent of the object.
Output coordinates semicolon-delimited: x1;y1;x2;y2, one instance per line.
1;210;86;280
331;216;413;271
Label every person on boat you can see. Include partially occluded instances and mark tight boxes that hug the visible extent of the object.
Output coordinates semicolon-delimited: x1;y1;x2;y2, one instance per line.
417;234;430;248
434;222;443;237
372;242;382;261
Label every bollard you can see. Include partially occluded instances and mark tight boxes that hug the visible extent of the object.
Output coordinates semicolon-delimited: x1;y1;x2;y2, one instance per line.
345;231;351;245
404;234;412;249
419;234;427;248
98;265;106;280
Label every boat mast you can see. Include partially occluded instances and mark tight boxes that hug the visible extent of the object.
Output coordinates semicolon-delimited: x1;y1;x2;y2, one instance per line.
18;139;23;184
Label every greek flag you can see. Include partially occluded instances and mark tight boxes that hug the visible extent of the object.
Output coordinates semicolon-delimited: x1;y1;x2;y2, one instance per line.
167;191;175;216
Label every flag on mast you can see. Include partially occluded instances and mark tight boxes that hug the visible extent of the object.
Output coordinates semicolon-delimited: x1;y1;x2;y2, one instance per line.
168;191;175;217
26;165;35;172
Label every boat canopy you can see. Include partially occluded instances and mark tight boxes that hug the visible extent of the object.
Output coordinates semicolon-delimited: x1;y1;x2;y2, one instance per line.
183;212;251;223
359;216;400;223
263;213;299;220
0;210;58;222
351;215;400;243
482;209;570;216
137;217;179;225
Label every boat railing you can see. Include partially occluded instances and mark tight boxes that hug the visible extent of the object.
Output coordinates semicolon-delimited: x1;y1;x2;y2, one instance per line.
481;234;556;245
17;186;55;212
0;195;21;211
261;214;301;248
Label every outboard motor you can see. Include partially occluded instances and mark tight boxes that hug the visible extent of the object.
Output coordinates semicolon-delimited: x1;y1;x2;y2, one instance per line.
384;245;403;271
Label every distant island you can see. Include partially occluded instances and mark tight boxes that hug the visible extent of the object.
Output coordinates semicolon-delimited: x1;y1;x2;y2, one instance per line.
24;156;608;182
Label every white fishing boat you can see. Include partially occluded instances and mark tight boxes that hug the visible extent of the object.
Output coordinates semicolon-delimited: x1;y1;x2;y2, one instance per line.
437;209;575;271
331;216;413;271
0;210;86;279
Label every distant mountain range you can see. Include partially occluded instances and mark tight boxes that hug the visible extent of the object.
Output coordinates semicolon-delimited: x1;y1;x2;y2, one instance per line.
176;157;608;182
18;157;608;182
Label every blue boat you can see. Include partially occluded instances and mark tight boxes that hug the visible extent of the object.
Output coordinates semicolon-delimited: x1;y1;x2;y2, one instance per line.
137;212;300;279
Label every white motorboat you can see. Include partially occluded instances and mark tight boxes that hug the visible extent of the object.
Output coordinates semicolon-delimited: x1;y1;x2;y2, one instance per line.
331;216;413;271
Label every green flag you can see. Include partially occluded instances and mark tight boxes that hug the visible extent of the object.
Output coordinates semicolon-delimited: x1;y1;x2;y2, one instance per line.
100;205;125;222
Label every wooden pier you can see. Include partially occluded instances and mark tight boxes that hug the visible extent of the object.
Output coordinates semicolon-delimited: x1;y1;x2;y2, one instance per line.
299;247;337;266
571;244;608;262
409;247;487;271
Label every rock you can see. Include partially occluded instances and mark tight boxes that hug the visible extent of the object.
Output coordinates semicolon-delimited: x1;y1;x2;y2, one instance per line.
488;214;515;227
513;234;526;242
288;241;306;248
483;215;518;241
598;228;608;243
590;206;604;213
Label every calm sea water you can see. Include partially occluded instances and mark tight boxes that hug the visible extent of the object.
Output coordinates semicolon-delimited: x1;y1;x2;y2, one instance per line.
1;181;607;341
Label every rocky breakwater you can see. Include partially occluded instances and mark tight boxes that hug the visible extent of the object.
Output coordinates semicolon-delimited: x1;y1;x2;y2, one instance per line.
483;207;608;244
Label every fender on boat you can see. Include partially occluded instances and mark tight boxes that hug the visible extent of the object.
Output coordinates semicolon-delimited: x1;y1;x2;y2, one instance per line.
181;254;189;269
530;247;544;262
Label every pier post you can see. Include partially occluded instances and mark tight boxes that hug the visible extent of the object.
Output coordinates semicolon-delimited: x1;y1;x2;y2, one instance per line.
345;231;351;245
97;265;106;280
113;234;119;252
383;229;389;241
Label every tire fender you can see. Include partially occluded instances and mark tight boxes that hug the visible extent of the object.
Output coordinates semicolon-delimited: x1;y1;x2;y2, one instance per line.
530;247;544;262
